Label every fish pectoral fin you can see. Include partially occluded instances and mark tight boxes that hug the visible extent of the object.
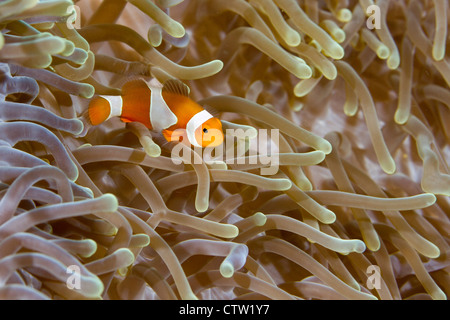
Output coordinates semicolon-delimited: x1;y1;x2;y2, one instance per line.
120;117;133;123
162;129;186;143
202;104;220;118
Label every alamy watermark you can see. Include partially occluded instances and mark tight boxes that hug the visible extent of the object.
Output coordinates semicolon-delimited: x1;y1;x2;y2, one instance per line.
170;128;280;175
66;5;81;30
366;265;381;290
366;5;381;30
66;265;81;290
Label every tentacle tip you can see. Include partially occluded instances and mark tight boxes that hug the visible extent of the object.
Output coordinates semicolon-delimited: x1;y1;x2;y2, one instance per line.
219;262;234;278
211;59;224;72
81;186;94;198
344;106;358;117
253;212;267;226
377;46;390;60
279;179;293;191
100;193;119;212
68;166;79;182
424;193;437;206
337;9;352;22
139;234;151;247
428;248;441;259
355;241;367;253
169;22;186;38
286;32;301;47
80;84;95;99
432;47;445;62
328;44;345;60
82;277;105;298
382;160;396;175
71;118;85;135
226;225;240;238
322;212;336;224
394;110;409;125
118;267;128;277
79;239;97;258
144;143;161;157
324;68;338;80
115;248;135;267
366;240;381;252
387;55;400;70
195;200;209;213
319;140;333;154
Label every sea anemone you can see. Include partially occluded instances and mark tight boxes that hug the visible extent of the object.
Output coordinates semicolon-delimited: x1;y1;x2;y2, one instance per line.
0;0;448;300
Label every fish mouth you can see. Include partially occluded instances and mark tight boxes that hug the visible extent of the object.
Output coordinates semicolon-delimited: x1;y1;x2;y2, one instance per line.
202;133;224;148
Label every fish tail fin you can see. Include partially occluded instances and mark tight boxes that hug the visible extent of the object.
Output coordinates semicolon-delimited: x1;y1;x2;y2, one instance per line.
76;96;112;137
86;96;112;126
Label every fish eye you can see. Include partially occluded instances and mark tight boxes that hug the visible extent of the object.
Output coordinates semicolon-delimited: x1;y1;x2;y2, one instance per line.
203;128;208;133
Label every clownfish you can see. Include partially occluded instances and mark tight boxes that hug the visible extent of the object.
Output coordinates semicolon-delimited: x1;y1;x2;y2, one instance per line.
85;79;224;148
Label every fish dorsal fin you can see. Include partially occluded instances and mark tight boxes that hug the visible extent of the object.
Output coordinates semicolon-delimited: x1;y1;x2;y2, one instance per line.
162;79;190;97
121;79;150;96
202;104;220;118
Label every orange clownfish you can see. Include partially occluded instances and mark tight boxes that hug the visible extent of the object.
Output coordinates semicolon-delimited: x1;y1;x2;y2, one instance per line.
86;79;224;148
